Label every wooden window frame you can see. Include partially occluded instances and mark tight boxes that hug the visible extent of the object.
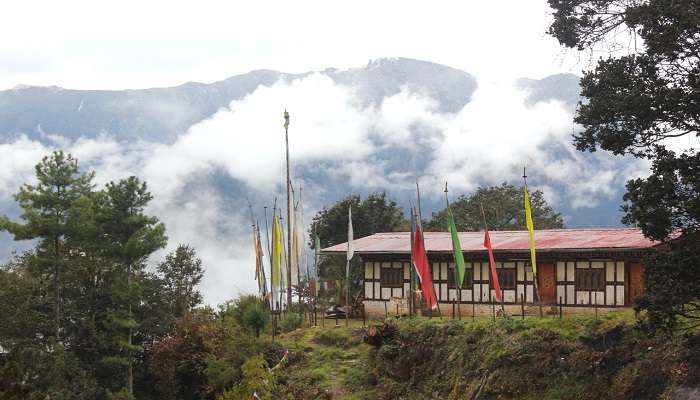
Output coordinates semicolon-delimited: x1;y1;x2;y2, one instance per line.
447;266;473;289
380;266;403;288
575;268;605;291
497;268;516;290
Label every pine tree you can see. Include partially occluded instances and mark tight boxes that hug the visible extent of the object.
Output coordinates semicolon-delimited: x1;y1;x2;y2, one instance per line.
0;151;94;341
96;176;167;397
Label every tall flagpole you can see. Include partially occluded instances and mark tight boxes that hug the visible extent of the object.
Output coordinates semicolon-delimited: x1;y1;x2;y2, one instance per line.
416;178;441;318
284;110;293;310
523;167;542;309
445;182;461;320
297;184;303;316
481;203;506;317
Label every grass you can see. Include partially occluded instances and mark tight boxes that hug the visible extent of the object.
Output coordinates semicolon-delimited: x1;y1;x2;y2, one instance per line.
267;310;653;399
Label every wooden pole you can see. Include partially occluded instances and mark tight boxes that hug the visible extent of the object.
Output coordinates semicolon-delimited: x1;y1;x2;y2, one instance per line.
523;167;543;317
458;288;462;320
298;185;304;316
559;296;563;318
345;259;349;326
263;206;272;309
500;286;506;318
521;293;525;320
594;293;598;320
284;110;293;310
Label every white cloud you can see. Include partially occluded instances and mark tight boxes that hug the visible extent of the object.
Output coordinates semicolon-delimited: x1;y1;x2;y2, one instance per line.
0;73;649;305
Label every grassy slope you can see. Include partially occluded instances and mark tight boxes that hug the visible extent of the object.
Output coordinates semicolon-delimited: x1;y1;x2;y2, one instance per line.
268;313;698;400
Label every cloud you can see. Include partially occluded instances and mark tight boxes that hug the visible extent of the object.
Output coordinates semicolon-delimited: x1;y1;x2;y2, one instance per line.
0;73;649;305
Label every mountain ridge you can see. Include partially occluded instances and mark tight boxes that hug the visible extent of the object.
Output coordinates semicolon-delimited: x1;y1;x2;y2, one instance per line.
0;58;483;143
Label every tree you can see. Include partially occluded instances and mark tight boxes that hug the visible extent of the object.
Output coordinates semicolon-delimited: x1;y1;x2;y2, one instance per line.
0;151;94;341
157;244;204;319
241;302;270;338
425;183;564;231
308;193;408;300
218;355;274;400
145;312;212;400
96;176;167;396
547;0;700;330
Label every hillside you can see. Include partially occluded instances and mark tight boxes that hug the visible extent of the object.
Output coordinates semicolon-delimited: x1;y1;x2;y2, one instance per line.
271;314;699;400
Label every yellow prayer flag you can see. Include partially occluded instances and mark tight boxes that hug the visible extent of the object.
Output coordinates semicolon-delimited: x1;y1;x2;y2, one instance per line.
271;215;283;288
524;186;537;277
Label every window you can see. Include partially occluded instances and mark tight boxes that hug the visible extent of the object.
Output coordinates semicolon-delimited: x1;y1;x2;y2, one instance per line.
496;269;516;290
575;269;605;291
447;267;473;288
380;267;403;288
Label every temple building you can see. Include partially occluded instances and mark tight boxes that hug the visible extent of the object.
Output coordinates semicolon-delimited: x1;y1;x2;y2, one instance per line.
321;228;658;318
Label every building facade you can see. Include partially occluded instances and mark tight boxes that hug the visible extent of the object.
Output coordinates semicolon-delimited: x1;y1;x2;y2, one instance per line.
322;228;655;318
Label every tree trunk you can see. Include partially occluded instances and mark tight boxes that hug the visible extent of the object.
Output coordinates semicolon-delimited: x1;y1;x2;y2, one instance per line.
54;236;60;341
127;263;133;398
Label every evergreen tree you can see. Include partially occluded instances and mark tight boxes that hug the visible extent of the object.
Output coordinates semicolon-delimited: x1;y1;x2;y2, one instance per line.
96;176;167;397
0;151;94;341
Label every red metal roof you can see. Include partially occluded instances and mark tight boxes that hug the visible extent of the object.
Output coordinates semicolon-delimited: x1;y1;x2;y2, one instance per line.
321;228;659;254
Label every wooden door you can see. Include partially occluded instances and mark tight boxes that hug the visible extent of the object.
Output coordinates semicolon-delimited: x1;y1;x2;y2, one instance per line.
627;262;643;305
538;263;556;304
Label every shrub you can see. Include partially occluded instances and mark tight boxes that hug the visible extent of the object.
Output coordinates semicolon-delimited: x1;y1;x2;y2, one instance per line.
242;303;270;338
280;314;303;332
217;355;273;400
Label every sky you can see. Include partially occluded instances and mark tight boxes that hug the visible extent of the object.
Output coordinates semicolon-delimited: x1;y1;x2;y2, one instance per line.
1;0;659;305
0;0;590;90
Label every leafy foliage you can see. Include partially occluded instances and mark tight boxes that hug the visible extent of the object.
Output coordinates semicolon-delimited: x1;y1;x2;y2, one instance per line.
426;183;564;231
548;0;700;331
217;355;274;400
157;244;204;318
0;151;94;341
280;313;303;332
241;302;270;337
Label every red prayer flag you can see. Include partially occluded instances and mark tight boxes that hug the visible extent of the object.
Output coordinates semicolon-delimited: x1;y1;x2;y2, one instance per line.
412;224;438;310
483;228;503;303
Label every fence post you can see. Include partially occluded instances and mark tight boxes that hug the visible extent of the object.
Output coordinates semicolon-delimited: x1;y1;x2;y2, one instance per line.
594;293;598;321
521;293;525;320
559;296;563;319
384;301;388;319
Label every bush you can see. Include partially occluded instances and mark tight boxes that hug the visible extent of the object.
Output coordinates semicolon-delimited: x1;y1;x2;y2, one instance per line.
242;303;270;338
280;314;303;332
217;355;273;400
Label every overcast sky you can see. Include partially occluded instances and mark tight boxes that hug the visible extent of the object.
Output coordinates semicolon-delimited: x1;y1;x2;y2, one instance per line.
0;0;590;90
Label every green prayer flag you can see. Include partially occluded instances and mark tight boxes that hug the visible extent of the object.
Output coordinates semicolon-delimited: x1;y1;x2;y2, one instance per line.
447;209;466;288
